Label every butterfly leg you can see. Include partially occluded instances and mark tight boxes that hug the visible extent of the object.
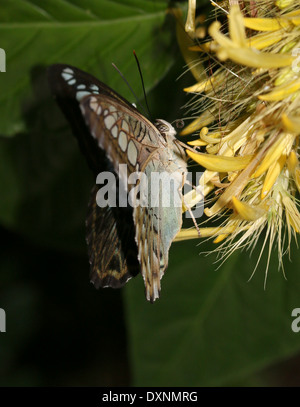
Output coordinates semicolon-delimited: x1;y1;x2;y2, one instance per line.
183;197;201;237
182;176;203;236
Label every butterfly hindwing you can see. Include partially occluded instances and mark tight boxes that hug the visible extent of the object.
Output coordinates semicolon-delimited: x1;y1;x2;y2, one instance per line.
87;185;139;288
80;93;187;301
133;149;186;301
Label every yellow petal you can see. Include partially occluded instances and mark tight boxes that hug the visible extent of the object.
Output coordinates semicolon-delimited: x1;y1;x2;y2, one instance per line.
184;81;208;93
274;67;295;86
187;139;207;146
243;17;291;31
180;111;215;135
185;0;196;33
200;127;209;136
175;228;199;241
281;41;297;53
289;16;300;26
209;22;293;68
282;196;300;233
200;133;221;144
183;182;214;212
205;137;278;216
220;46;293;68
184;72;224;93
275;0;294;9
261;155;286;199
285;9;300;17
175;226;236;241
213;234;228;243
252;133;295;178
173;7;206;82
287;150;298;174
229;5;247;47
186;150;253;172
189;42;215;52
232;196;266;221
282;113;300;135
295;168;300;193
247;30;284;50
209;21;235;48
259;79;300;101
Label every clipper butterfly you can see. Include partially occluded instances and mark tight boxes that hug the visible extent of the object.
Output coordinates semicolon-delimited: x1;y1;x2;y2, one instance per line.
48;64;187;302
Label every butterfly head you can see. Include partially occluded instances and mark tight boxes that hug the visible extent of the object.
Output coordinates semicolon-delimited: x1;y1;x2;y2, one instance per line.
155;119;177;145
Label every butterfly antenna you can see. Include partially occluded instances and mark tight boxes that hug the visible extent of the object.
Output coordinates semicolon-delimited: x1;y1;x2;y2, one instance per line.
111;62;149;117
133;50;153;121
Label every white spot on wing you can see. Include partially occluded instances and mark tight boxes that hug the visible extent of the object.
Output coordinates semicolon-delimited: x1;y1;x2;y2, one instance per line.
90;84;99;92
68;78;76;85
89;97;98;112
118;131;128;152
104;114;115;129
122;120;129;133
63;67;74;74
62;72;72;81
77;84;86;90
76;90;91;101
111;125;118;138
127;140;138;166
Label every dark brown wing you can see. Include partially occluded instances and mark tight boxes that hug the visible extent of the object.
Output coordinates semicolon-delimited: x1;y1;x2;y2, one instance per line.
87;185;139;288
48;64;140;290
80;94;187;302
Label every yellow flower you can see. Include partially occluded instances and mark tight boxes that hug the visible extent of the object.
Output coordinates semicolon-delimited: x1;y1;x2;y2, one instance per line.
176;0;300;280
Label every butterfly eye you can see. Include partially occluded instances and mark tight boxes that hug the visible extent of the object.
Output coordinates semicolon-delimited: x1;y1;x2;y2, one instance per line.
155;121;169;134
155;119;177;141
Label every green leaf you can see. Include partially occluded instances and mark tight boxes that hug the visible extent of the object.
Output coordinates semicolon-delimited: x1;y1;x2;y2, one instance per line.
0;0;172;136
0;0;179;248
124;239;300;386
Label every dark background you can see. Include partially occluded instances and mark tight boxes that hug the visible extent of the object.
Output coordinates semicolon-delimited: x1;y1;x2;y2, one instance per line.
0;0;300;387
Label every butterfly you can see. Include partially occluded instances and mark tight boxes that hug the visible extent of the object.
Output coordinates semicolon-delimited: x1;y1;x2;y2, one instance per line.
48;64;187;302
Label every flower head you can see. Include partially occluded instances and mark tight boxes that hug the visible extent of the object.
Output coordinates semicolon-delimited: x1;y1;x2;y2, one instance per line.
177;0;300;282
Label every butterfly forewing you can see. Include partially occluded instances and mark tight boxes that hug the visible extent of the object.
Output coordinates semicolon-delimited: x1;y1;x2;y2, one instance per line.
48;64;139;289
79;94;159;183
48;63;187;302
